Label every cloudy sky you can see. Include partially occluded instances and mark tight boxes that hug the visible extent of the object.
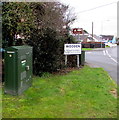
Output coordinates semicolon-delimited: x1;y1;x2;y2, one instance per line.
60;0;118;36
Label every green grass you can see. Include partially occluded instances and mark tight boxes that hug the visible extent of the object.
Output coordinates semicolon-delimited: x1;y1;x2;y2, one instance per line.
82;48;93;51
2;66;117;118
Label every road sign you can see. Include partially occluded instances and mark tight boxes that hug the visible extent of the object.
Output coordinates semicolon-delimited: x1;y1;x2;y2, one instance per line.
72;28;83;34
64;44;81;55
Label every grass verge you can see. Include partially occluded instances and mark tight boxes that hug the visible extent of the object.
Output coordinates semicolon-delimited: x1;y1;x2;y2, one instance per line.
106;45;110;48
2;66;117;118
82;48;93;51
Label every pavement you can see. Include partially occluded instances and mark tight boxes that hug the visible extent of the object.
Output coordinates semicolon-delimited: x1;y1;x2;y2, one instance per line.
84;46;117;51
85;62;100;68
85;46;118;83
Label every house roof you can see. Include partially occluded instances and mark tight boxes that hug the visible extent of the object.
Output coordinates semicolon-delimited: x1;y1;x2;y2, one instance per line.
80;34;88;40
100;35;114;40
93;34;102;41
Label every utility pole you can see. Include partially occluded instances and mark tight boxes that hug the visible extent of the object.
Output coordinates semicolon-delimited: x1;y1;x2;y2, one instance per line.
92;22;94;40
118;2;119;38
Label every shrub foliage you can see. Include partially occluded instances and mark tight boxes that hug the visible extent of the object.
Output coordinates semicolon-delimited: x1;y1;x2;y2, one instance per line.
2;2;76;75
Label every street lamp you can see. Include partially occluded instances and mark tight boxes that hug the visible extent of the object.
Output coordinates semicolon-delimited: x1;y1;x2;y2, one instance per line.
101;20;110;48
101;20;110;35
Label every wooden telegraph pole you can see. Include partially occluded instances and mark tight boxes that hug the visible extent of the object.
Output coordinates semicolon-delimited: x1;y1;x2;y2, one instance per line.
92;22;94;39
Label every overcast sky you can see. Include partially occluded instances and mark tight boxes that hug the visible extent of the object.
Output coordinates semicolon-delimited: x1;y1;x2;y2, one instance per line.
59;0;118;36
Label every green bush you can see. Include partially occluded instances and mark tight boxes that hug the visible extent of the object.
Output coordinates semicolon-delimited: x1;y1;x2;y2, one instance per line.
28;27;65;76
2;2;76;76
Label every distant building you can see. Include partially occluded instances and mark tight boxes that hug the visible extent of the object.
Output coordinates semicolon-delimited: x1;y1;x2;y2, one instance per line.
71;28;88;42
100;35;114;43
72;28;105;43
74;33;102;42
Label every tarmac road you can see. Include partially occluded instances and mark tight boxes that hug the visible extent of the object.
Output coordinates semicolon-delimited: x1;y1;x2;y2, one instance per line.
85;46;118;83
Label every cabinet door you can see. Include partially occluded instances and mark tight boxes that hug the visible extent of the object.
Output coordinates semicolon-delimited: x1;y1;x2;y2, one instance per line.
4;50;17;94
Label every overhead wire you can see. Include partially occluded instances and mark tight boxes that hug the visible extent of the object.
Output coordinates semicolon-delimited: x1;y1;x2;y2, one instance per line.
76;2;117;14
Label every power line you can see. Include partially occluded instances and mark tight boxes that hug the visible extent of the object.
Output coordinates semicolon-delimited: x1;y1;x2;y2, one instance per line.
76;2;117;14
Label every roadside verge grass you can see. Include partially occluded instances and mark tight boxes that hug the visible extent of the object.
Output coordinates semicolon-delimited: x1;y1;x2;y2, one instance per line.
82;48;93;51
2;66;117;118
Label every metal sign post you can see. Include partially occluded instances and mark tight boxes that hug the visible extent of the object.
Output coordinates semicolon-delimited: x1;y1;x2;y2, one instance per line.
77;55;79;67
65;55;67;66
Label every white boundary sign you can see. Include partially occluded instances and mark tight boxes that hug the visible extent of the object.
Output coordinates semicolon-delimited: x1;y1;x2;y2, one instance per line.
64;44;81;55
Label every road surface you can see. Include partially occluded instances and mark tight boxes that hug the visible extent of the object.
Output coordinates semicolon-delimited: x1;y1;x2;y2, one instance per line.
85;46;118;83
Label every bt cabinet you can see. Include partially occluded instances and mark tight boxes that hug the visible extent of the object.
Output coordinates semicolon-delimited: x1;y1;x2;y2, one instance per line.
4;46;33;95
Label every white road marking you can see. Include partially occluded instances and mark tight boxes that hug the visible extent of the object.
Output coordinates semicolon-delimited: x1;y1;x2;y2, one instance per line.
103;50;106;55
86;52;92;54
105;50;118;64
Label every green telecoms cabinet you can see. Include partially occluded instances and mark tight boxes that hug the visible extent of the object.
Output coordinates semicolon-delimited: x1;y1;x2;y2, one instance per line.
4;46;33;95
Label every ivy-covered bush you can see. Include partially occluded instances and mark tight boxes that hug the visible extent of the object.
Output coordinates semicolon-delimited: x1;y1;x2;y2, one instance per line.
2;2;76;76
